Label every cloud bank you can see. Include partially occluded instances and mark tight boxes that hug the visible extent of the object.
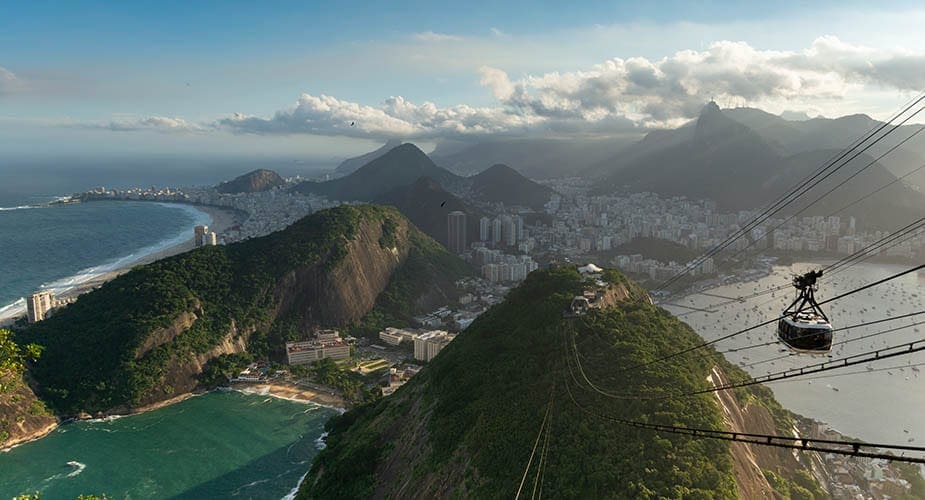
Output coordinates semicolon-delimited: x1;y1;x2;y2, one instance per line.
87;116;207;133
111;36;925;139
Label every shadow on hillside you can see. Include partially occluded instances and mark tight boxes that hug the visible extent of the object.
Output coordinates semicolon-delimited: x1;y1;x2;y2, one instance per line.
172;439;321;499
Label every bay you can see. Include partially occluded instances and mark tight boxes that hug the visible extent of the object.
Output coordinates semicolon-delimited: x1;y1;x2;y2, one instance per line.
0;391;335;499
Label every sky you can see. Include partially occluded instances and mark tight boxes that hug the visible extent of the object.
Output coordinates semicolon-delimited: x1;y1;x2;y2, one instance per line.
2;0;925;160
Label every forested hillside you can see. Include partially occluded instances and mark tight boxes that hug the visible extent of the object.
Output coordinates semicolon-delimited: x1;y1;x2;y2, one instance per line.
21;205;468;416
299;266;822;499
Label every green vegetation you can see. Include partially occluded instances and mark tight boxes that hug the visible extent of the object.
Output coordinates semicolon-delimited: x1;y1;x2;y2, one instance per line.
300;267;748;499
21;205;464;415
309;358;364;401
198;352;254;387
0;328;49;445
0;328;42;392
894;461;925;500
378;216;399;249
762;469;826;500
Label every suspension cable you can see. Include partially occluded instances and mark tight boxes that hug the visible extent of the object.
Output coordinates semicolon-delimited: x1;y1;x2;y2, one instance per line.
562;347;925;464
624;264;925;373
515;397;552;500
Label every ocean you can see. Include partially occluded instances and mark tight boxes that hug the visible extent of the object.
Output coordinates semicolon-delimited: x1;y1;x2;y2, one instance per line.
665;262;925;446
0;391;336;499
0;200;211;322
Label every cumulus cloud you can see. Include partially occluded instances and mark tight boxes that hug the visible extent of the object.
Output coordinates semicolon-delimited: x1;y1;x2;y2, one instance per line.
216;36;925;139
477;36;925;129
217;93;537;140
11;35;866;141
413;31;462;42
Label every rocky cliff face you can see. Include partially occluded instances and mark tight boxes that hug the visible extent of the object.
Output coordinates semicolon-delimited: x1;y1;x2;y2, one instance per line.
0;374;57;450
128;210;424;410
273;216;411;329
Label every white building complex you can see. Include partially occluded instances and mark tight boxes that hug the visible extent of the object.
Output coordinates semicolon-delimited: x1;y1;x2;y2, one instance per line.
26;291;54;323
285;330;351;365
413;330;456;362
379;327;418;346
194;225;218;247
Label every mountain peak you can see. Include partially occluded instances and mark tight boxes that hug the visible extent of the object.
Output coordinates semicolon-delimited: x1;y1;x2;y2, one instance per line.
365;142;435;170
215;168;285;194
694;100;741;141
469;163;554;209
293;143;461;201
481;163;518;175
701;100;721;115
334;138;406;175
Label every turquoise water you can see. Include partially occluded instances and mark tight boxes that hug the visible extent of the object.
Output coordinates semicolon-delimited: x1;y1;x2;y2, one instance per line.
0;392;335;499
0;200;209;321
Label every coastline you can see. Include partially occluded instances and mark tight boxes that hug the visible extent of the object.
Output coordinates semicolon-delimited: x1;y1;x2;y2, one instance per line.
59;204;240;300
2;380;346;452
0;202;242;325
0;421;59;453
233;380;348;412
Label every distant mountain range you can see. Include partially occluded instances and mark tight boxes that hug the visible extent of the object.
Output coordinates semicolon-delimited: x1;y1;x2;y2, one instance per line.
430;137;635;179
723;107;925;190
215;169;285;194
314;102;923;231
591;102;783;208
423;107;925;191
587;102;924;227
296;143;555;211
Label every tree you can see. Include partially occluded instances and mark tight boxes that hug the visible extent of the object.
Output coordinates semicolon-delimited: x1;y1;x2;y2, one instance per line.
0;328;42;392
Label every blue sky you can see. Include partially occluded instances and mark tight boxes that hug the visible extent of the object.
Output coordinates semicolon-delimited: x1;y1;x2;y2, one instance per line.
2;0;925;158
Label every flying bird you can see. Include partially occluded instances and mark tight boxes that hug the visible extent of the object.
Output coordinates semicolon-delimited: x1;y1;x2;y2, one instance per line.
440;201;447;207
350;121;355;127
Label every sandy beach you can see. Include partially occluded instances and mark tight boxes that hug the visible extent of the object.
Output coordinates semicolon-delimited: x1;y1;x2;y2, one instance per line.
235;380;348;411
0;203;243;327
58;204;241;299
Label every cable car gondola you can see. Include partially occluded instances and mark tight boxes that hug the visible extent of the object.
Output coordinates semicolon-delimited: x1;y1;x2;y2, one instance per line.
777;270;833;353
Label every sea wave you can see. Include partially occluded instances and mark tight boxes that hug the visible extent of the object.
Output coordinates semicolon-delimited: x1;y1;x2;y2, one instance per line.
233;386;345;413
0;202;212;323
314;431;329;451
281;471;309;500
66;460;86;477
0;204;40;211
